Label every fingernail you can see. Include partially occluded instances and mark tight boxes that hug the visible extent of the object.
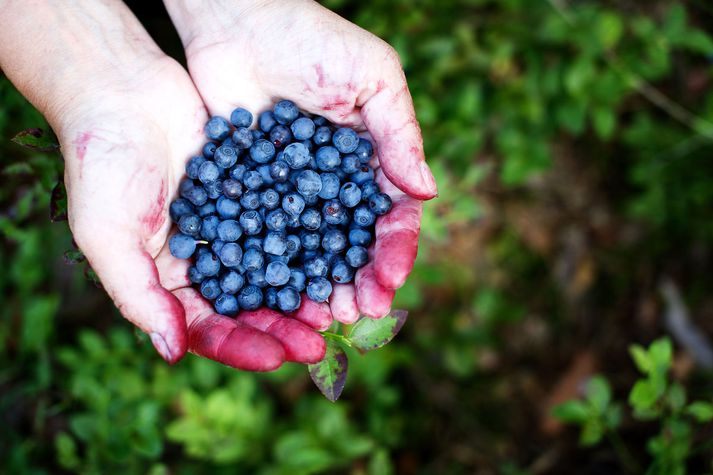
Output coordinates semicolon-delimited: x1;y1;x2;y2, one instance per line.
419;161;438;197
150;332;174;364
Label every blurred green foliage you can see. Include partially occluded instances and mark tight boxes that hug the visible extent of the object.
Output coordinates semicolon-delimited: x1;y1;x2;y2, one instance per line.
2;1;713;473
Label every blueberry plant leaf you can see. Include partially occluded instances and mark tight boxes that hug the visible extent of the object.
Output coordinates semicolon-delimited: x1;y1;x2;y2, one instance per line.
12;128;60;152
63;249;85;265
308;339;348;402
348;309;408;352
50;181;68;222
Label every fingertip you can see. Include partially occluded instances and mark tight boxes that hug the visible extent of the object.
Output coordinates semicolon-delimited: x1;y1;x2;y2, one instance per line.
355;263;395;319
329;284;359;324
267;318;326;363
290;297;333;331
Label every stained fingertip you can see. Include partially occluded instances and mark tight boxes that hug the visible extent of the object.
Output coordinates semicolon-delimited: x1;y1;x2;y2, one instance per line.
355;263;395;319
290;297;333;331
373;198;422;289
267;318;326;363
330;284;359;324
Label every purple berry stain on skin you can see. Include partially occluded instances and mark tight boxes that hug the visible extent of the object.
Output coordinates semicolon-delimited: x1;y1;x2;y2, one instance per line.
73;131;94;179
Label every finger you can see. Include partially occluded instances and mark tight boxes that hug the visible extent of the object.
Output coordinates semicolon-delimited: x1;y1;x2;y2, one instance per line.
330;284;359;324
372;169;423;289
155;237;190;291
290;296;333;331
360;66;437;200
355;262;395;319
237;309;326;363
77;234;187;364
174;288;285;371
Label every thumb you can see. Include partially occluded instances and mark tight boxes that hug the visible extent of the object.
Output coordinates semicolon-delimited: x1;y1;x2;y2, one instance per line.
79;234;188;363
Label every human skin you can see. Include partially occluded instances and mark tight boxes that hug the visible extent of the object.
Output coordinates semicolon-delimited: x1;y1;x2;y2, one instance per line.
0;0;436;370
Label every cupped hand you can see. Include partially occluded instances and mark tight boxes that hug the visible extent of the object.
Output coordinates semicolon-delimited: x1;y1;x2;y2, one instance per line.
58;53;324;370
167;0;437;325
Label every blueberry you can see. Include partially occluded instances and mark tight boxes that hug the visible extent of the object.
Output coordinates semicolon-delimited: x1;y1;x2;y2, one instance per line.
285;234;301;256
239;210;263;235
318;173;340;199
169;233;196;259
214;145;238;168
332;127;359;154
273;99;299;125
218;242;242;267
277;287;301;312
214;293;239;316
265;287;279;309
257;164;275;186
197;201;216;217
282;192;306;217
258;110;277;133
269;124;292;148
346;246;369;268
360;180;380;201
205;116;231;141
243;170;263;190
217;219;242;242
313;126;332;146
269;160;290;182
265;209;288;232
249;139;276;163
340;154;360;174
232;127;253;149
315;146;341;171
222;178;243;199
202;142;218;159
353;204;376;227
248;268;268;288
265;261;291;286
354;138;374;163
216;196;241;219
230;107;253;128
239;190;260;210
290;117;315;140
307;277;333;302
304;256;328;278
299;208;321;230
339;182;362;208
301;231;321;250
296;170;322;198
242;247;265;272
188;266;205;284
186;156;206;179
198;161;220;184
169;198;195;222
229;163;247;181
204;179;223;200
178;214;201;237
196;252;221;276
288;268;307;292
211;240;225;256
350;165;375;185
200;278;221;300
264;231;287;255
322;199;347;225
331;259;355;284
282;142;310;169
313;116;327;126
349;227;372;247
369;192;393;215
244;237;263;250
220;270;245;294
238;285;263;310
322;229;347;253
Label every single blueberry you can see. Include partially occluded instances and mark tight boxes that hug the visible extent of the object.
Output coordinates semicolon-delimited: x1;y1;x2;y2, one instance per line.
217;219;242;242
322;229;347;253
301;231;321;251
369;192;393;215
204;179;223;200
350;165;375;185
307;277;333;303
269;124;292;148
239;190;260;210
322;199;347;225
263;231;287;256
198;161;220;184
265;287;279;309
200;278;221;300
238;285;263;310
219;242;243;267
259;189;280;210
353;204;376;227
315;146;341;171
220;270;245;294
285;234;301;255
258;110;277;133
339;182;362;208
249;139;276;163
313;126;332;146
277;286;301;312
349;227;372;247
318;173;340;199
169;233;196;259
239;210;263;235
216;196;241;219
304;256;329;278
178;214;201;237
269;160;290;182
332;127;359;154
230;107;253;128
299;208;321;231
242;170;264;190
354;137;374;163
346;246;369;268
169;198;195;222
288;268;307;292
265;208;288;232
242;247;265;272
282;192;306;217
214;145;237;168
186;156;206;179
296;170;322;198
222;178;243;199
204;116;231;141
197;202;216;217
340;154;360;174
282;142;310;169
196;251;221;276
273;99;299;125
232;127;253;149
290;117;315;140
360;180;380;201
188;266;205;284
214;293;239;316
265;261;291;286
331;259;355;284
248;268;268;288
229;163;247;181
202;142;217;159
244;236;263;250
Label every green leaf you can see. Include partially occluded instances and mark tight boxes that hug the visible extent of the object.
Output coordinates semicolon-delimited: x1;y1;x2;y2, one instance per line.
596;12;624;49
668;382;687;412
580;420;605;446
348;310;408;352
586;376;612;413
649;338;673;372
629;380;660;413
552;400;589;423
308;339;348;402
629;344;651;374
50;181;68;222
12;127;59;152
63;248;86;265
685;401;713;422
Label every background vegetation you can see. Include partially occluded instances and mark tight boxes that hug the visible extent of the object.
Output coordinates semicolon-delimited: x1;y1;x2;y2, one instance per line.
2;0;713;473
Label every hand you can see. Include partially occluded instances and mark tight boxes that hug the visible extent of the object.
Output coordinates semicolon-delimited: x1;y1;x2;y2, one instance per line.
165;0;438;325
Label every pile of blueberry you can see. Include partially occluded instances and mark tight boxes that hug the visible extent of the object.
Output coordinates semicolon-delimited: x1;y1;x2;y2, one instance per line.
168;100;392;316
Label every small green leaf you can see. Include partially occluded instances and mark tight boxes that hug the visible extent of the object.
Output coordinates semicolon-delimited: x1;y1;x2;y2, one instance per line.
63;248;86;265
552;400;590;423
629;344;651;374
649;338;673;372
348;310;408;352
629;380;660;413
685;401;713;422
580;420;605;446
586;376;612;413
50;181;68;222
12;127;59;152
308;339;348;402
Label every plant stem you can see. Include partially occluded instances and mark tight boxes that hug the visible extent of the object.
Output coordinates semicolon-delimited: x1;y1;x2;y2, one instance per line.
320;331;353;348
607;430;642;474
